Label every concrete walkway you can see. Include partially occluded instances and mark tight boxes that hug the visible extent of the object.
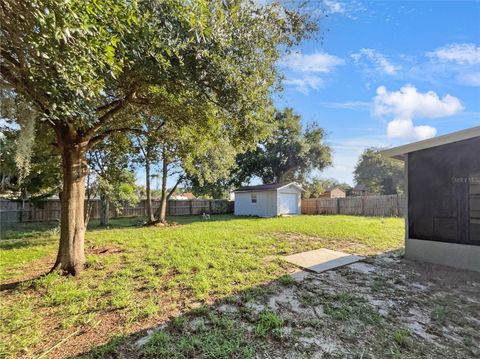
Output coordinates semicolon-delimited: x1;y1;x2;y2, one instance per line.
284;248;365;273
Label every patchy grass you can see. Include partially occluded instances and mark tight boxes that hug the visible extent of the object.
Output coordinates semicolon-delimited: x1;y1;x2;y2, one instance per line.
0;215;403;358
255;311;284;337
78;254;479;359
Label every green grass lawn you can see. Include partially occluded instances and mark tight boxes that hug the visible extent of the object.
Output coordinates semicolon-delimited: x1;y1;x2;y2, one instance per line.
0;215;404;358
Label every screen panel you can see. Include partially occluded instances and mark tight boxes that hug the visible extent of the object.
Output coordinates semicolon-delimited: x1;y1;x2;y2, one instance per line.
408;137;480;245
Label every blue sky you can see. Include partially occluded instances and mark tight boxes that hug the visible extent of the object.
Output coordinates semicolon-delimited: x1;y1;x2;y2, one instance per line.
276;0;480;184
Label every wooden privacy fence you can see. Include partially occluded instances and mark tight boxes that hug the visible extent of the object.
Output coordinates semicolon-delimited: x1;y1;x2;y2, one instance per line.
301;194;405;217
0;198;234;224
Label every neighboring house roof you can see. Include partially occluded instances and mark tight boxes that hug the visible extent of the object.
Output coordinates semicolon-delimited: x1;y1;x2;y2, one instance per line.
234;182;304;193
381;126;480;161
181;192;195;199
171;192;195;200
353;184;369;191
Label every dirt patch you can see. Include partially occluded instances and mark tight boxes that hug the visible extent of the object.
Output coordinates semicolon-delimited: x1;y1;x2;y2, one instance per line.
89;245;124;255
127;253;480;359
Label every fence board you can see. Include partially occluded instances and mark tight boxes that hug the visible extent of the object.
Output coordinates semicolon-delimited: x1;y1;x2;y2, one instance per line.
301;195;405;217
0;198;234;224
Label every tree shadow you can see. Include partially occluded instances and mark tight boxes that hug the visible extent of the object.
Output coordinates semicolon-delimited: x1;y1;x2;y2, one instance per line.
71;251;480;359
0;273;48;292
0;214;249;240
71;275;301;359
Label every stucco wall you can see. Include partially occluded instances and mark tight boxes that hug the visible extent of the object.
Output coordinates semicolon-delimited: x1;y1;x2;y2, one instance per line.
406;238;480;272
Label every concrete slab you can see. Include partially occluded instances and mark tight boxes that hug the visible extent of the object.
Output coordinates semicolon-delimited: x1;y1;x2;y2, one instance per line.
284;248;365;273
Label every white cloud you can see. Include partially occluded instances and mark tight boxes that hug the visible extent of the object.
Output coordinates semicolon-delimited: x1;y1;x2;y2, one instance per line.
458;72;480;87
280;51;343;94
386;119;437;141
320;101;371;111
351;48;400;75
280;52;344;73
373;85;464;141
323;0;346;14
284;76;324;95
427;43;480;65
320;0;367;20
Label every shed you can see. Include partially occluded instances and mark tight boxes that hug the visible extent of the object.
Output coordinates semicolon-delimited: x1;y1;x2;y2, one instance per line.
382;126;480;272
234;183;304;217
321;186;346;199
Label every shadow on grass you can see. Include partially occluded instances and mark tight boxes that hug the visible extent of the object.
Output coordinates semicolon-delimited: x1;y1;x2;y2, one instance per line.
0;214;251;241
73;251;399;359
72;276;304;359
0;273;49;292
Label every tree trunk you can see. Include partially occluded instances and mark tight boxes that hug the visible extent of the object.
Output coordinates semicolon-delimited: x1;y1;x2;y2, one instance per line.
158;159;168;223
51;130;88;276
145;157;154;223
84;173;93;228
99;193;109;226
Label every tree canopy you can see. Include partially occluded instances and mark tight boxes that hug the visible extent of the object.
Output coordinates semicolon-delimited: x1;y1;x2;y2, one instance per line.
353;148;404;195
1;0;316;274
236;108;332;184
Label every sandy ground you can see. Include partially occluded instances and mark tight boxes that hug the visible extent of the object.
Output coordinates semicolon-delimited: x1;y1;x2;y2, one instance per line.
129;251;480;358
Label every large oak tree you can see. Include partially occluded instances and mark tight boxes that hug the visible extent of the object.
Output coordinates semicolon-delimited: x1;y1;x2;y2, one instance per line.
353;148;404;195
0;0;314;274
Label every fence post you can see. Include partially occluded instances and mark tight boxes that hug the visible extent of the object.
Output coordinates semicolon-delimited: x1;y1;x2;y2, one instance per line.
189;200;193;215
361;196;365;216
209;200;212;214
336;198;340;214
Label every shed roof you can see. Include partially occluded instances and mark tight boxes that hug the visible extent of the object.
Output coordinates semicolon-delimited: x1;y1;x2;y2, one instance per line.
353;184;369;191
381;126;480;161
234;182;304;193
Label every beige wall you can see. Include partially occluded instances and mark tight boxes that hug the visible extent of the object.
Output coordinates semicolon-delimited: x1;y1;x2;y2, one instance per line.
330;188;346;198
321;188;346;198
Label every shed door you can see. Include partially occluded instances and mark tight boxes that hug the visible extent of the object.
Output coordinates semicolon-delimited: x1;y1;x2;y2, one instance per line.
279;193;298;214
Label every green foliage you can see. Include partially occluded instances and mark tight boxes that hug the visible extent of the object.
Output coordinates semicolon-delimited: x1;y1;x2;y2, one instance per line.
255;311;284;337
186;108;332;197
322;292;382;324
0;123;61;198
144;315;255;359
393;329;411;348
1;0;315;149
354;148;404;195
236;108;332;184
0;296;42;358
278;274;296;286
87;134;139;217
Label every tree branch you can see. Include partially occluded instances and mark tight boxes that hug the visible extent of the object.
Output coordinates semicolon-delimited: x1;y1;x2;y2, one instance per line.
88;127;144;149
0;49;21;68
85;91;135;138
0;63;49;114
167;175;184;201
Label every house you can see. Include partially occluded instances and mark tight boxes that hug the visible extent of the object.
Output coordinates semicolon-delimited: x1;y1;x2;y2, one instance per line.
321;186;346;198
234;183;304;217
170;192;195;200
382;126;480;272
351;184;370;196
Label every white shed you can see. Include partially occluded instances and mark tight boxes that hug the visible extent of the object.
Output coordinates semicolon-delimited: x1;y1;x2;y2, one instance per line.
234;183;304;217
